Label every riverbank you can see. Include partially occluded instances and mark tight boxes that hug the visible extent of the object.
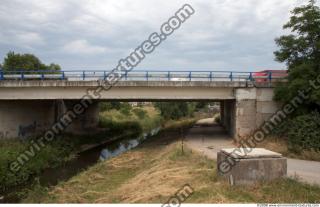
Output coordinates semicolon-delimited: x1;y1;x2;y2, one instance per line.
0;105;163;202
1;104;202;203
24;121;320;203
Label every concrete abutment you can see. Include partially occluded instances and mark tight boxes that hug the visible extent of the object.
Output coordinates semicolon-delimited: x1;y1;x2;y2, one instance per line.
219;88;281;139
0;100;99;139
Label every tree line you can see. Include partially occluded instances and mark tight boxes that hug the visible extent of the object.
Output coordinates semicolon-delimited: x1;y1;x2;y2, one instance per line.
0;51;61;72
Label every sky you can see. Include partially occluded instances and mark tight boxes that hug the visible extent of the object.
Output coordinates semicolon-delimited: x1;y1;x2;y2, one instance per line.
0;0;313;71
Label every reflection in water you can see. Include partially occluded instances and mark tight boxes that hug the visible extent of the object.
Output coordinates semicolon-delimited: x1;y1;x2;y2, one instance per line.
99;127;161;161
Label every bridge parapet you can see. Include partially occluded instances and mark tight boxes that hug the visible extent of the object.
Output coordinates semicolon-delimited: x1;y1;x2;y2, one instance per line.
0;80;260;88
0;70;286;83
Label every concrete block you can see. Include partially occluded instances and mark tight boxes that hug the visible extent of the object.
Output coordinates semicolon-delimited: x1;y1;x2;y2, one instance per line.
257;101;279;114
256;88;275;101
217;148;287;185
235;88;257;100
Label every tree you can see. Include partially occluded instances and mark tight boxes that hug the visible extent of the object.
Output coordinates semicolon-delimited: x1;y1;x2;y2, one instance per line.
274;0;320;113
2;51;61;72
154;102;195;120
47;63;61;71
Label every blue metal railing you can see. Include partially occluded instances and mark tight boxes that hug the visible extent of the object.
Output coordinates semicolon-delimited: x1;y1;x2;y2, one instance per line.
0;70;288;83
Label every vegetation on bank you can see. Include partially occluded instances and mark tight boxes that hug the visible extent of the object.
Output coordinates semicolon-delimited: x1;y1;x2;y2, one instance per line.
153;102;197;120
99;103;161;133
23;130;320;203
0;102;204;202
0;104;161;200
261;113;320;161
266;0;320;158
0;129;145;198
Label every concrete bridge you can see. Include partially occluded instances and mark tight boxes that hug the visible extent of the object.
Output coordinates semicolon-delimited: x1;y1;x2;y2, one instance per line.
0;70;284;140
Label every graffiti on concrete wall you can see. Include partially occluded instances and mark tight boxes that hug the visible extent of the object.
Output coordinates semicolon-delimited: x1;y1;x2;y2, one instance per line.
18;121;37;139
0;131;9;139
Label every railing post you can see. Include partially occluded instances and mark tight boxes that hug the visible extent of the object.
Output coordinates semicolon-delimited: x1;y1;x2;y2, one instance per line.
0;70;3;80
189;72;192;81
104;71;107;80
125;71;128;80
230;72;233;81
268;71;272;83
82;71;85;80
249;72;253;81
146;71;149;81
168;71;170;81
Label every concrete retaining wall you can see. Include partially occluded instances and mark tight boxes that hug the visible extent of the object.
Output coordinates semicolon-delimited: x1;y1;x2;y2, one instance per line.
0;100;99;139
0;100;55;139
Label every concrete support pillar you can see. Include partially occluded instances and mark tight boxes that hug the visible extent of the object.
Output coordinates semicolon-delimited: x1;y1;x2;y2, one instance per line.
220;100;236;138
61;100;100;135
234;88;257;139
234;88;281;139
235;99;257;139
220;100;225;125
255;89;282;127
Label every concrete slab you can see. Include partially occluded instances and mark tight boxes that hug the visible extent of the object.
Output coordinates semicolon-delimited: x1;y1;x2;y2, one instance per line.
217;149;287;185
221;148;282;159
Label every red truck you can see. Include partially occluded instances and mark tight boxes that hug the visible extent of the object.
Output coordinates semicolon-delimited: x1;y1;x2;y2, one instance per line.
253;70;288;82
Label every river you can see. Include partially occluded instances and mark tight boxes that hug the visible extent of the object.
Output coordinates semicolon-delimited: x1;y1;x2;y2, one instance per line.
2;127;161;203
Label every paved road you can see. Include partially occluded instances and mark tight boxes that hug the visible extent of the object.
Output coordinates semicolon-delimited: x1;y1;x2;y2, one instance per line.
185;118;320;185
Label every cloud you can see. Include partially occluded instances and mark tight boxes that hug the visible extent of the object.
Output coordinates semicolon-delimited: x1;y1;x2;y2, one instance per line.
62;39;107;55
0;0;314;70
16;32;44;45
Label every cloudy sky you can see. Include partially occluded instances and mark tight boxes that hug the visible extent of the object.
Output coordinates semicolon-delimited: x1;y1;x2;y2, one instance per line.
0;0;313;71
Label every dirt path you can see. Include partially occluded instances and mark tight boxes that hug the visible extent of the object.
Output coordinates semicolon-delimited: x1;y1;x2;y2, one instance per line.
185;118;320;185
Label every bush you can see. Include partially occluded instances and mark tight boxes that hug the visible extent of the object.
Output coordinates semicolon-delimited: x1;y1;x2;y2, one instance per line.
271;119;292;137
118;103;131;116
99;102;121;112
0;138;73;193
132;108;147;119
287;112;320;152
214;115;221;124
154;102;196;120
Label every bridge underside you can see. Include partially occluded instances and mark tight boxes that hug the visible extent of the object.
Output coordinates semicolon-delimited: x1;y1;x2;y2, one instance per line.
0;87;235;101
0;81;281;140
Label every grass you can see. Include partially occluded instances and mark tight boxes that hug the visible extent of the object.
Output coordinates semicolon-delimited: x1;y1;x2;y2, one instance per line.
257;136;320;161
23;127;320;203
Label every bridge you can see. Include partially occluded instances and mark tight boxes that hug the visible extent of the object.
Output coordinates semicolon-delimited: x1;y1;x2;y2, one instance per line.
0;70;285;140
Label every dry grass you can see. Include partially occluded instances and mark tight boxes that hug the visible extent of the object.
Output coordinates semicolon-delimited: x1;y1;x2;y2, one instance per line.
23;130;320;203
